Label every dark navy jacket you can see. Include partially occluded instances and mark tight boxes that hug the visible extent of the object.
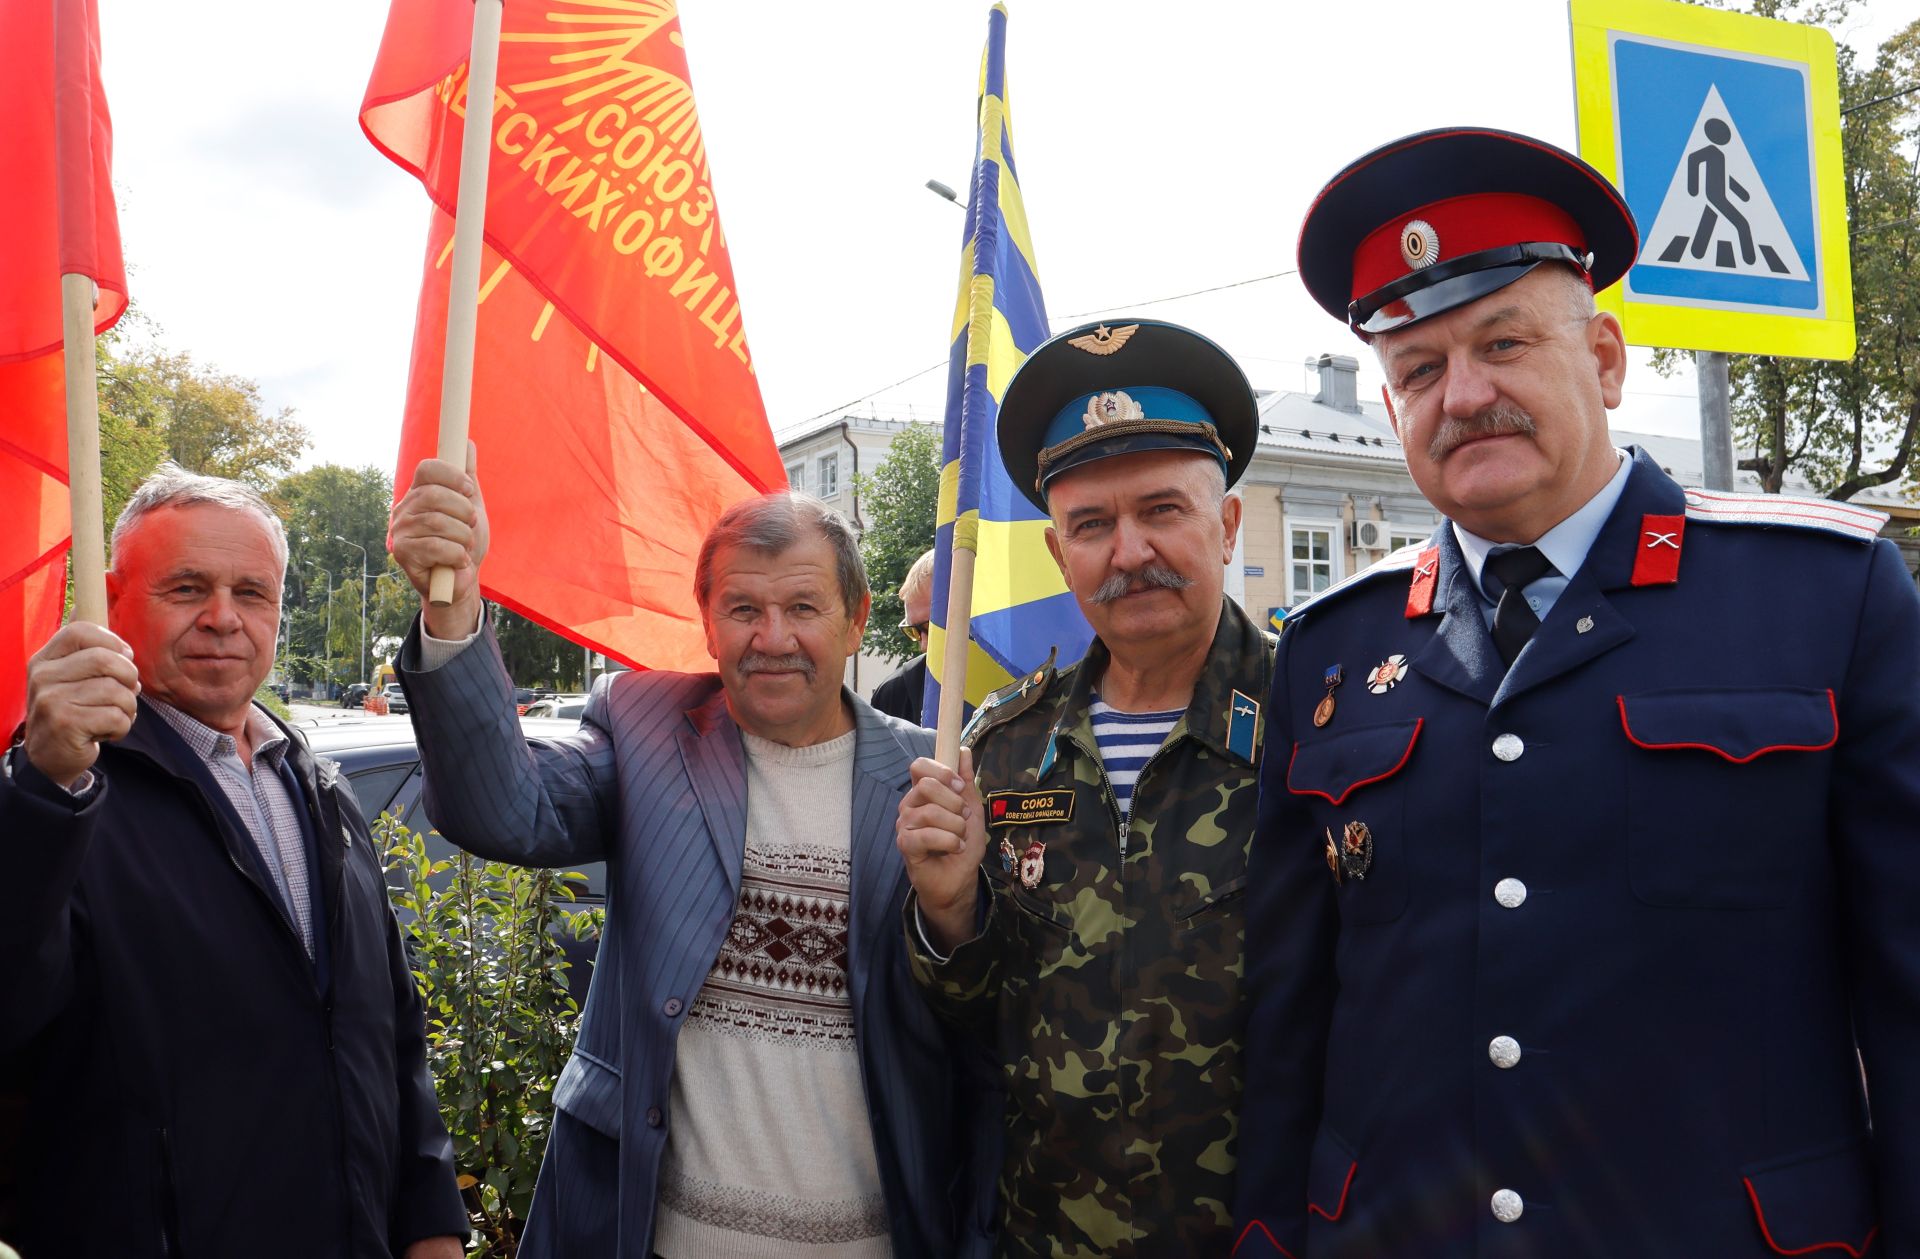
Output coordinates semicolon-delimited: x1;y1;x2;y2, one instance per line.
1235;450;1920;1258
0;699;466;1257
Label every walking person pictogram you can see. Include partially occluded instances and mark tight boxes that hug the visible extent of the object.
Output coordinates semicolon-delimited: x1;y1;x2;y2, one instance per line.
1684;118;1760;267
1643;88;1802;278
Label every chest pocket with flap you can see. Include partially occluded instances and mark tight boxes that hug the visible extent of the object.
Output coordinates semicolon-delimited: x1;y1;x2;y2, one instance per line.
1286;718;1422;925
1618;687;1837;909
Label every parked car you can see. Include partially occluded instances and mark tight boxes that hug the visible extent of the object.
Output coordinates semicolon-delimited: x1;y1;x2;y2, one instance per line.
524;694;588;719
341;683;370;709
381;683;410;715
512;687;538;715
299;715;602;999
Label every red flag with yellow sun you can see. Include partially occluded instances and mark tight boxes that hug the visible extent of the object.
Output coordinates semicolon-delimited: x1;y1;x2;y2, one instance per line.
361;0;783;671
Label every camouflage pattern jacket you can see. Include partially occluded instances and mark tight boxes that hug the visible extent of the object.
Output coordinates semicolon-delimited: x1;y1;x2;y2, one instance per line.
906;598;1275;1258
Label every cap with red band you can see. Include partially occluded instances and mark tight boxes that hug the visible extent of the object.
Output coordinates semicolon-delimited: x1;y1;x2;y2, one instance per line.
1297;127;1640;339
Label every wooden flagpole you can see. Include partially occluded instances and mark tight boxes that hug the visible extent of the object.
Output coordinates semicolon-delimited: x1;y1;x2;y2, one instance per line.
61;272;106;624
933;534;977;767
427;0;505;607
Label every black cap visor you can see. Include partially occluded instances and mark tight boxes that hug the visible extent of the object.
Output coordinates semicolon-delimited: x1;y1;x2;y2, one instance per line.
1039;426;1231;496
1351;243;1591;336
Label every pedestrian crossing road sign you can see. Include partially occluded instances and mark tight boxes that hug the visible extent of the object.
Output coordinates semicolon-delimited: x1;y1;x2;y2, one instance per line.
1570;0;1853;359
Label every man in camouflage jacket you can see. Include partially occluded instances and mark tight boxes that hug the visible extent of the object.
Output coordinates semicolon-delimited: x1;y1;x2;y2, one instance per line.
897;320;1274;1257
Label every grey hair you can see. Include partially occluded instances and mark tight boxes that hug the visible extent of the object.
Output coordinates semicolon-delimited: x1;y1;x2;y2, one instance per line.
1554;263;1599;322
110;462;288;571
695;491;869;614
1199;458;1228;507
900;548;937;604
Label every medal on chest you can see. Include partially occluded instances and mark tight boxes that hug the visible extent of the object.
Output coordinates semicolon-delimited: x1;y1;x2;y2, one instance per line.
1018;841;1047;890
1314;664;1343;727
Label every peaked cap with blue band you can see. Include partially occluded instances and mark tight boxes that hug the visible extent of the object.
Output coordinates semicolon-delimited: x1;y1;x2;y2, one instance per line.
998;319;1257;512
1297;127;1640;338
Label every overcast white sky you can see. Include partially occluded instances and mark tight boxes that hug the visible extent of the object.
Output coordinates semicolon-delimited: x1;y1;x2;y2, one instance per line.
95;0;1918;472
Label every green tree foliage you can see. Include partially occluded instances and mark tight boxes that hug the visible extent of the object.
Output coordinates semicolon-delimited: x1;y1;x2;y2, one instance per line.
852;423;941;662
1655;7;1920;500
85;306;310;573
95;315;172;545
380;816;602;1256
141;349;309;488
493;607;589;691
276;465;395;688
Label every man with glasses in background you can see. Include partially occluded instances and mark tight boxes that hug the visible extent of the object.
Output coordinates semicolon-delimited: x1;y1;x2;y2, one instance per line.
870;549;935;724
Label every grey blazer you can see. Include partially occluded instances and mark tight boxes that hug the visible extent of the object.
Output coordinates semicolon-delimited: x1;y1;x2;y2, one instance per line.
398;621;994;1258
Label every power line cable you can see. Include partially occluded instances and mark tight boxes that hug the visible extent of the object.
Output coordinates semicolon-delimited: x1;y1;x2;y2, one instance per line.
796;268;1302;424
1057;269;1298;320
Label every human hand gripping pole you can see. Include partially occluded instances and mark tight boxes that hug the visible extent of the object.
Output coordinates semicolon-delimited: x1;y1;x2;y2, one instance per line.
896;748;989;954
424;0;504;607
22;621;139;789
389;443;491;641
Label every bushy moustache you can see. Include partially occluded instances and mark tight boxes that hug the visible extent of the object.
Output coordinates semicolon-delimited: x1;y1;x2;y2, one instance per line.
1090;563;1193;605
1428;402;1538;461
738;651;816;681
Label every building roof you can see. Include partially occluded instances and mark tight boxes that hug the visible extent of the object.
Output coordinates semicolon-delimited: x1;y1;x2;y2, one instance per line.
1254;388;1403;462
1613;429;1918;514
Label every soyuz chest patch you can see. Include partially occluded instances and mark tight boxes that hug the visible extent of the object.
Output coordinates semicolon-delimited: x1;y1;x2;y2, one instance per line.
986;789;1076;828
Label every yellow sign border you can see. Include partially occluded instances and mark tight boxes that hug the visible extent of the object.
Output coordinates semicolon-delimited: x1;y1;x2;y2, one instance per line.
1570;0;1854;359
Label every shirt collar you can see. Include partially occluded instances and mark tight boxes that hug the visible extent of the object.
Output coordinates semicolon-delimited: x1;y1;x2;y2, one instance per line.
148;699;290;769
1452;449;1633;598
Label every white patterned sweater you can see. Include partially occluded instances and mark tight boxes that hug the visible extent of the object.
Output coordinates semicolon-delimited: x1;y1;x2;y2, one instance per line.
653;728;892;1259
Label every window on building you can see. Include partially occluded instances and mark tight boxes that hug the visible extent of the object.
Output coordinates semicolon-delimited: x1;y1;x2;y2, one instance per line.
1288;523;1337;603
817;452;840;500
1390;528;1430;551
785;461;805;492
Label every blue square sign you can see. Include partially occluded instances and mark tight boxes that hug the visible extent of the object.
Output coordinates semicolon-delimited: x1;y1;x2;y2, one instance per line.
1613;37;1821;312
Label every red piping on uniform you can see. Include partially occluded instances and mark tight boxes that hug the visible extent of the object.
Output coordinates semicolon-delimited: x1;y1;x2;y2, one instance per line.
1690;503;1887;532
1743;1178;1879;1256
1288;719;1423;805
1230;1221;1298;1258
1686;488;1885;526
1616;691;1837;763
1309;1162;1358;1221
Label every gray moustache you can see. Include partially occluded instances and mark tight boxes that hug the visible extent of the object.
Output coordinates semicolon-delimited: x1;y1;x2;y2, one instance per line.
1429;403;1538;461
739;653;816;681
1090;564;1194;605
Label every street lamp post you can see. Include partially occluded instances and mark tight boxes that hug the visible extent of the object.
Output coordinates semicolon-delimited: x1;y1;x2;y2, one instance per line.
334;535;369;686
304;560;334;696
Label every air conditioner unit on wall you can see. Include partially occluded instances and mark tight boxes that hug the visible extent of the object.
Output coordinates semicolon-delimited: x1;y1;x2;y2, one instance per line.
1352;519;1389;552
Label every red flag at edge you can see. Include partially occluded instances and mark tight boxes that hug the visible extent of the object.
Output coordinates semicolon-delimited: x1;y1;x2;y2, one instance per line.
0;0;127;732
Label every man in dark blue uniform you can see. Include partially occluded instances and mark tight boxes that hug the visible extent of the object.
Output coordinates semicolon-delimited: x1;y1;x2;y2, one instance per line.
1234;128;1920;1258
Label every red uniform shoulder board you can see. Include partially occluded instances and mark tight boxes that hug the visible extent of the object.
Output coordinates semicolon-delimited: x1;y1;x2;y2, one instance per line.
1631;514;1686;586
1404;545;1441;617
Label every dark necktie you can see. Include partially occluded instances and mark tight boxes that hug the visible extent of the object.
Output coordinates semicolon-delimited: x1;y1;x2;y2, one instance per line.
1483;546;1555;667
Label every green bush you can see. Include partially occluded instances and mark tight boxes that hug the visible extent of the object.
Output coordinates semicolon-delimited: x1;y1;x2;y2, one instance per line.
378;815;604;1256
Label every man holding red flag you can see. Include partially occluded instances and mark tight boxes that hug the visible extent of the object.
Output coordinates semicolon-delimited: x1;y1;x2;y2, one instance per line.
390;457;994;1258
361;0;786;673
2;466;468;1258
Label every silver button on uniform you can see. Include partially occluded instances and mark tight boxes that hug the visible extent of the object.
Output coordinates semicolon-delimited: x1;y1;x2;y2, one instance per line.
1492;1189;1525;1223
1495;878;1528;909
1492;733;1525;761
1489;1035;1522;1069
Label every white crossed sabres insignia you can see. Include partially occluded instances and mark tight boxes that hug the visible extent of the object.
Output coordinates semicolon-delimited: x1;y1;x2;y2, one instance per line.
1644;531;1681;550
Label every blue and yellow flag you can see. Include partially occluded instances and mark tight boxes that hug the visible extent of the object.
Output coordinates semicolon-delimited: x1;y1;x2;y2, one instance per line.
924;4;1092;724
